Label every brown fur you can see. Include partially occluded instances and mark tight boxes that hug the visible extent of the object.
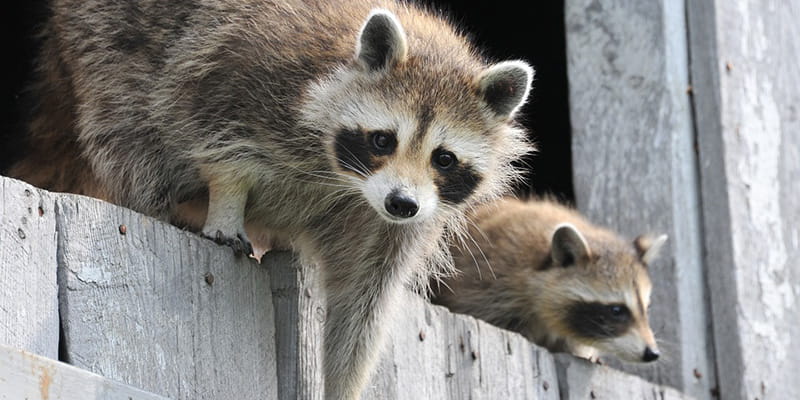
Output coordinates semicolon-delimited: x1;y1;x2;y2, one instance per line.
9;2;534;398
433;197;665;363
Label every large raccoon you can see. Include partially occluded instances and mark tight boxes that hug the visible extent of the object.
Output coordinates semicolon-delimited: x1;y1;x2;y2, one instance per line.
11;1;534;398
432;198;666;363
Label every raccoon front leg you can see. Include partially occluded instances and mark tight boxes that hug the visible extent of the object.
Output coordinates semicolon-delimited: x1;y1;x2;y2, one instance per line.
200;175;254;256
569;341;601;363
322;258;410;400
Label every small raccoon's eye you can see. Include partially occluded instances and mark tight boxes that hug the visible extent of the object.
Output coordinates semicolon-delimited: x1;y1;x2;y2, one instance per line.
607;304;630;319
433;150;457;170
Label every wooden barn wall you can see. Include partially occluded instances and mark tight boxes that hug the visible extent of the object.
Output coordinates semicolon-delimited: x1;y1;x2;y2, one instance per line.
0;174;693;399
564;1;715;399
568;0;800;399
687;0;800;399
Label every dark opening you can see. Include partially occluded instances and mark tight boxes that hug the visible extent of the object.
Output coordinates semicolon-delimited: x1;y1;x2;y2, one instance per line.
427;0;574;202
1;1;573;202
1;2;47;174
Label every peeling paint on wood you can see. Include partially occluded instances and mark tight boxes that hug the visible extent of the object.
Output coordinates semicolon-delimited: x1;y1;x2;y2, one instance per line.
688;1;800;399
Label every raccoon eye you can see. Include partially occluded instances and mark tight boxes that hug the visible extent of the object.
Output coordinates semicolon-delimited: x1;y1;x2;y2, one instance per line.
433;149;457;170
607;304;630;320
370;131;396;155
373;132;390;148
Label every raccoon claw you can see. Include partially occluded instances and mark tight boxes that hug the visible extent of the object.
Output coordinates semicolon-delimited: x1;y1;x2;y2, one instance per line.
201;230;254;256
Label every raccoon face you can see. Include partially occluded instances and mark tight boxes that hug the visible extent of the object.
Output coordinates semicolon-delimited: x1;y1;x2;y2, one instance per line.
548;224;668;362
300;9;533;224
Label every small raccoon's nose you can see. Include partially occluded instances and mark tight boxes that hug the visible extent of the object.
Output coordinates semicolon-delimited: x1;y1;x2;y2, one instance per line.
642;347;660;362
384;192;419;218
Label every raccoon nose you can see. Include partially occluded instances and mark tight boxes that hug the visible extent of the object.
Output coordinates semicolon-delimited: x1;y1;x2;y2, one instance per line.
642;347;660;362
384;192;419;218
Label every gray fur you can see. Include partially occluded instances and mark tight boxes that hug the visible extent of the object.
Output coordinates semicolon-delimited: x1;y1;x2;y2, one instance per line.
14;1;534;398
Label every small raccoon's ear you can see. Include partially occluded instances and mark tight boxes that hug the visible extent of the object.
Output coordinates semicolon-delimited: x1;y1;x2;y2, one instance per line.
551;223;591;267
634;234;668;265
355;9;408;71
476;60;534;119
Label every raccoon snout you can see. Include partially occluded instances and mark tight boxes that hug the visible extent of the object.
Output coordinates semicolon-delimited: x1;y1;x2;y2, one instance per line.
642;346;660;362
384;192;419;218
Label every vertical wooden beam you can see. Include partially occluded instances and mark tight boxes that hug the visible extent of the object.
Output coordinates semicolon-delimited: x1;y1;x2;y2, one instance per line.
268;251;325;400
565;1;715;398
56;195;278;400
687;1;800;398
0;177;58;359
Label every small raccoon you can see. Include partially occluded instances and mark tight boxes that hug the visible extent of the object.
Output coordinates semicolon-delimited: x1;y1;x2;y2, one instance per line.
432;198;667;363
11;1;534;398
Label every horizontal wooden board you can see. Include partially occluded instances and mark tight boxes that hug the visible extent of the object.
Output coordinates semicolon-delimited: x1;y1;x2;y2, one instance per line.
56;194;278;400
556;354;694;400
0;344;167;400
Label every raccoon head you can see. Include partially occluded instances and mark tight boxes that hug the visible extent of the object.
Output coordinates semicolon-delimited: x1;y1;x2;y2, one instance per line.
300;9;534;225
542;224;668;363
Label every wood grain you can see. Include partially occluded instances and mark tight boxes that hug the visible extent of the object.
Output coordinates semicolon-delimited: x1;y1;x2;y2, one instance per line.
565;1;715;398
687;1;800;399
0;177;58;359
268;251;326;400
556;354;694;400
0;173;703;399
56;193;278;400
0;344;167;400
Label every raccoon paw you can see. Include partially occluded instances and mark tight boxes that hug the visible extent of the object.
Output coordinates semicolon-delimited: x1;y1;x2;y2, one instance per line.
201;229;254;257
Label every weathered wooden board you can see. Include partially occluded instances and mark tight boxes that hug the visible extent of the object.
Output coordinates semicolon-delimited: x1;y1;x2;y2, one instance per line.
565;1;715;398
268;251;325;400
364;294;560;400
270;250;700;400
0;344;167;400
687;1;800;399
555;355;694;400
271;255;561;400
56;194;278;400
0;176;58;359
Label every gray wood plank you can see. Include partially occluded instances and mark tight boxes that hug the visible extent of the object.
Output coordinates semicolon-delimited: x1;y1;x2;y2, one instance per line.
268;251;325;400
687;1;800;399
565;1;715;398
0;176;58;359
364;294;560;400
556;354;694;400
271;253;561;400
0;344;167;400
56;194;278;400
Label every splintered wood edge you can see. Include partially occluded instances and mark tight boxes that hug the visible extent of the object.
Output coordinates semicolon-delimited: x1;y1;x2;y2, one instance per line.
0;344;168;400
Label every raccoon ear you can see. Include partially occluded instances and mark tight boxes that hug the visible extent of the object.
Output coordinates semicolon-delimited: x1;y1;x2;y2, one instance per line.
551;223;591;267
477;60;534;119
634;234;668;265
355;9;408;71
